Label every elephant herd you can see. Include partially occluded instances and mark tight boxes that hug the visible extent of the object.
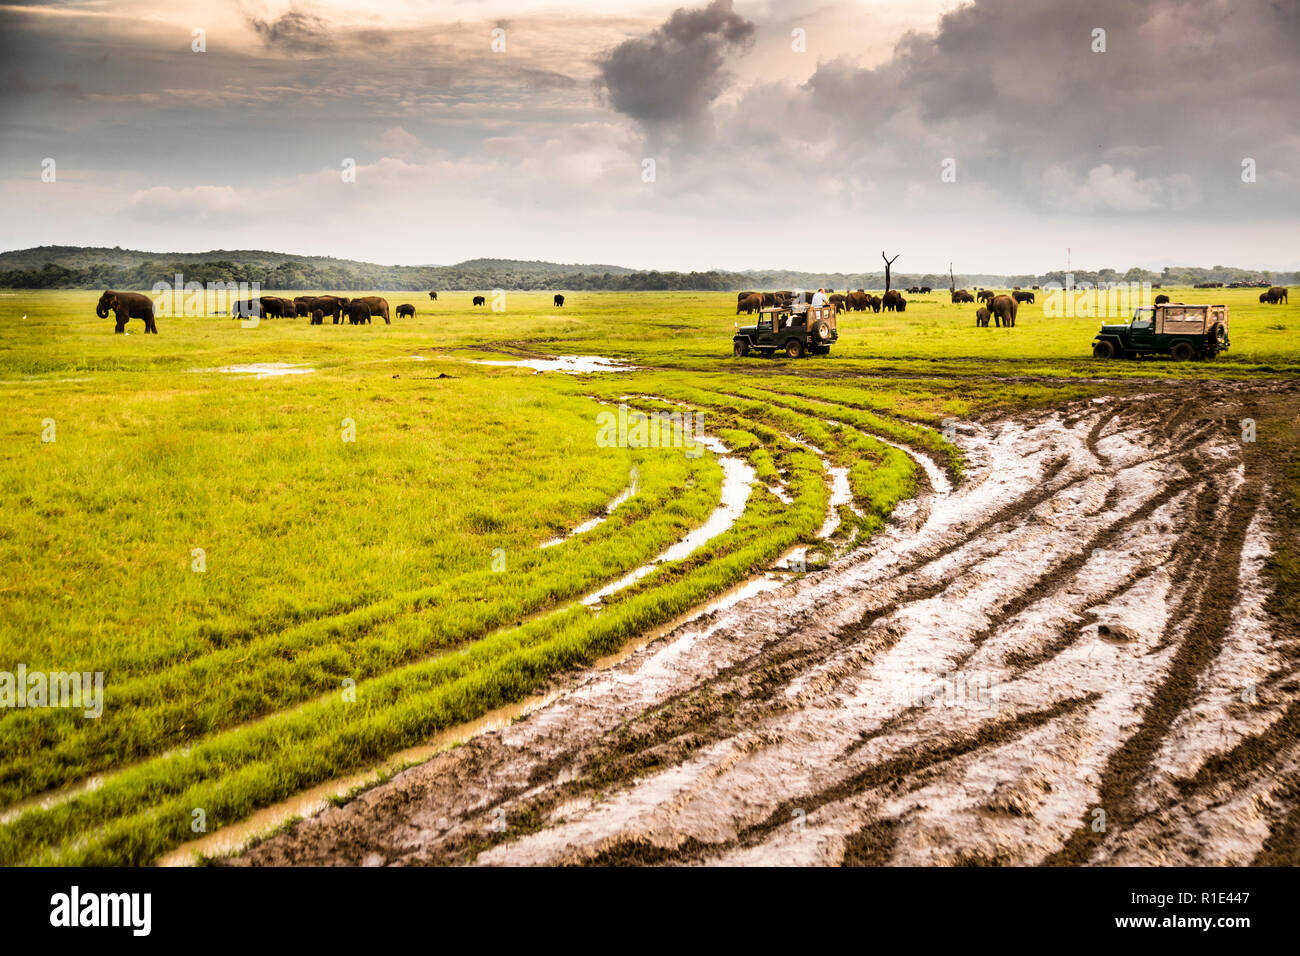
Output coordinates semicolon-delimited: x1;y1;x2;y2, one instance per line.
735;289;908;314
233;295;394;325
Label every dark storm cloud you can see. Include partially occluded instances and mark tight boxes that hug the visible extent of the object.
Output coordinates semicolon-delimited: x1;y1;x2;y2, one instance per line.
247;9;331;53
595;0;755;129
720;0;1300;216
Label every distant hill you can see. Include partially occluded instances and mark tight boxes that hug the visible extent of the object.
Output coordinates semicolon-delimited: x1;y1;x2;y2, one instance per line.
0;246;1292;291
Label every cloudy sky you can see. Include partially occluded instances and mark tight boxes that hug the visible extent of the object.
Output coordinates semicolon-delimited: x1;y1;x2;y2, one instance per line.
0;0;1297;272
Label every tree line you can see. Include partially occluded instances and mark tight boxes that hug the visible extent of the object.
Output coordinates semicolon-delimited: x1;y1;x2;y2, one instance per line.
0;257;1293;292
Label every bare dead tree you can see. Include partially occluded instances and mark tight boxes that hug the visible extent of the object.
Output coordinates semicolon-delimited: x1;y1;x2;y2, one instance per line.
882;251;900;292
949;262;956;294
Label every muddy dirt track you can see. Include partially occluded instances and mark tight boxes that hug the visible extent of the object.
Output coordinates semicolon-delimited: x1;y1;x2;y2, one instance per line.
231;382;1300;867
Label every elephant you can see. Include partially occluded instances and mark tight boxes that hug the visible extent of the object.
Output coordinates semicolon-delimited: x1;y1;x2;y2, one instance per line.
307;295;346;324
881;290;904;312
977;289;996;303
737;293;763;314
344;302;371;325
1013;291;1035;304
230;299;262;321
473;295;486;306
428;291;438;300
907;286;920;294
352;295;391;324
868;294;883;313
976;306;991;327
310;309;325;325
97;290;157;333
259;296;293;319
294;299;312;318
920;286;932;294
829;294;846;311
988;294;1018;328
554;294;565;307
1265;286;1289;304
1155;294;1170;305
951;290;975;304
396;304;416;319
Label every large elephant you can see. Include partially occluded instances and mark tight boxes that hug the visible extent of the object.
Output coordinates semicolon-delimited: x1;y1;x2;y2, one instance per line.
881;289;904;312
845;292;867;311
344;302;372;325
977;289;996;303
829;294;846;311
1013;291;1035;304
988;294;1018;328
1264;286;1289;304
259;296;292;318
553;294;565;307
352;295;391;324
396;303;416;319
97;290;157;333
737;293;763;314
428;291;439;300
307;295;347;324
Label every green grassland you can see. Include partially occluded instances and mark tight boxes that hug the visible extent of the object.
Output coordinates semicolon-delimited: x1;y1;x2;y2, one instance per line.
0;286;1296;864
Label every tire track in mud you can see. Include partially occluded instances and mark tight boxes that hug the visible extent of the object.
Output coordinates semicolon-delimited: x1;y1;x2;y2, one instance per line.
228;384;1294;868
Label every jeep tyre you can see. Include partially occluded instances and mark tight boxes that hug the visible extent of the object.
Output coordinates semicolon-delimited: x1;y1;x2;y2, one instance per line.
785;339;805;359
733;339;749;357
1093;340;1116;359
1171;342;1195;362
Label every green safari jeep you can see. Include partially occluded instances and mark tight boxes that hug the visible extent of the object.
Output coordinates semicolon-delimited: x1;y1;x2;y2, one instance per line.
734;304;838;359
1092;303;1229;361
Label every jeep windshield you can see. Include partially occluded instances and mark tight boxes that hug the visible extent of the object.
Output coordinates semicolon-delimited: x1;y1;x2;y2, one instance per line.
1130;308;1154;329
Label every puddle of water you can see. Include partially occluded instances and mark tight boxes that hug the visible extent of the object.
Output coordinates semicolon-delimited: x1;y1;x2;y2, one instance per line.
191;363;315;379
583;436;755;607
473;355;632;374
541;469;640;548
157;687;564;866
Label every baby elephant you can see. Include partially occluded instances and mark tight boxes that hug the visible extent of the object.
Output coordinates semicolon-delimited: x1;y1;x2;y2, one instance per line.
975;306;991;327
396;304;416;319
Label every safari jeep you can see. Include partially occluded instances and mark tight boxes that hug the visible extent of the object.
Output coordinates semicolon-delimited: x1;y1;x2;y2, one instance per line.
1092;303;1229;361
734;304;838;359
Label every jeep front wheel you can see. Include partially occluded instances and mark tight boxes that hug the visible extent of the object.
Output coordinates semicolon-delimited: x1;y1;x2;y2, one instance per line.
1171;342;1195;362
1093;340;1116;359
785;339;805;359
733;339;750;358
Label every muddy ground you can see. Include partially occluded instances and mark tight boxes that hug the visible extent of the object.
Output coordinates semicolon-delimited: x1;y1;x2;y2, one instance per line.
229;380;1300;866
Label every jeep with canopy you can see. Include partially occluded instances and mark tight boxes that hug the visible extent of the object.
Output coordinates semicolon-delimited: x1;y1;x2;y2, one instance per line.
1092;302;1229;361
733;303;838;359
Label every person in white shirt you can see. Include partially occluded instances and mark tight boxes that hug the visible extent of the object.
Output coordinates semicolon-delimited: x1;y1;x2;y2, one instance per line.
810;288;828;309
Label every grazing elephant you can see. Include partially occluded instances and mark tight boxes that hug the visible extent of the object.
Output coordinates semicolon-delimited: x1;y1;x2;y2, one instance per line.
881;290;904;312
976;307;991;327
737;293;763;314
473;295;486;306
988;294;1018;328
868;294;882;313
1265;286;1289;304
428;291;438;300
231;299;262;321
554;294;565;307
396;303;416;319
829;294;846;311
294;300;311;318
907;286;920;294
977;289;996;304
307;295;346;324
843;292;866;311
1155;294;1170;305
344;302;371;325
352;296;391;324
259;296;292;318
1013;291;1035;304
920;286;932;294
951;290;975;304
310;309;325;325
97;290;157;333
